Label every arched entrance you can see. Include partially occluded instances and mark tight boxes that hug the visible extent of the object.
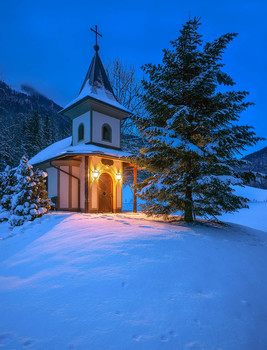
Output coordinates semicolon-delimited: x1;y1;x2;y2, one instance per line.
98;173;113;212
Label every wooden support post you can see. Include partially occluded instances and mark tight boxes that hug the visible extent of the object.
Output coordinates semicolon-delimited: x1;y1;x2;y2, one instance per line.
133;166;137;213
85;156;89;213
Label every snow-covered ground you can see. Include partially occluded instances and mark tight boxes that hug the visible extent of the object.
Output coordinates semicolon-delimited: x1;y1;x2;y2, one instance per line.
219;186;267;232
0;186;267;349
123;184;267;232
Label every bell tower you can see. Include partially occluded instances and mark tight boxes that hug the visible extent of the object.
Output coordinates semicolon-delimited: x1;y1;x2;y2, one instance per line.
60;25;131;150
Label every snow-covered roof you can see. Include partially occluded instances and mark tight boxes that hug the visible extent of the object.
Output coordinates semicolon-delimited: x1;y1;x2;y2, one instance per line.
61;51;131;115
29;137;131;166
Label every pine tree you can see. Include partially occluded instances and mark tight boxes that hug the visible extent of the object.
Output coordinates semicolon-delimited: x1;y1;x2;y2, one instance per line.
132;18;262;222
42;114;53;148
24;111;43;158
0;131;11;170
0;166;15;222
8;156;50;226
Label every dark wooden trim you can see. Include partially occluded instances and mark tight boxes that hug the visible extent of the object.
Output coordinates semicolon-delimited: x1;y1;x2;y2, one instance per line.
90;108;93;143
57;166;60;209
69;166;72;209
59;95;131;119
85;156;89;213
57;208;81;212
133;166;137;213
119;120;121;149
85;141;122;151
32;151;129;168
89;209;98;213
120;180;123;210
53;159;82;167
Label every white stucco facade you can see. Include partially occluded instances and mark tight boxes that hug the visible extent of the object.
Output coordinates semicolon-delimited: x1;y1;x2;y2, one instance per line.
46;167;58;197
72;111;91;146
44;156;123;213
92;111;121;148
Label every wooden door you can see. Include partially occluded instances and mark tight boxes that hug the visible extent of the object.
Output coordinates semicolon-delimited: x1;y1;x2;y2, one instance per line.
98;173;113;213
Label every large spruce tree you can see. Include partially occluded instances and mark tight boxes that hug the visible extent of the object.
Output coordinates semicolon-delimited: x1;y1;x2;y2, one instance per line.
132;18;262;222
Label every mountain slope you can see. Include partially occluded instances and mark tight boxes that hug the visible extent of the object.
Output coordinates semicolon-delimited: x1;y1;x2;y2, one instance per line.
0;80;71;170
243;147;267;173
242;147;267;189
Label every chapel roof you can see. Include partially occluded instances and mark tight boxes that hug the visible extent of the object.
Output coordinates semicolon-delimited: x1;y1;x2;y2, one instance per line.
79;50;114;96
29;137;131;166
60;46;131;116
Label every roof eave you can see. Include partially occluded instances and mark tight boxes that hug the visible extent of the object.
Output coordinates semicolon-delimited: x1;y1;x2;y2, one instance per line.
59;95;133;119
31;151;131;167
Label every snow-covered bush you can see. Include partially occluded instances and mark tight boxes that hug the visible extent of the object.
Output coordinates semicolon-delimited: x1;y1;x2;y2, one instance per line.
0;156;50;226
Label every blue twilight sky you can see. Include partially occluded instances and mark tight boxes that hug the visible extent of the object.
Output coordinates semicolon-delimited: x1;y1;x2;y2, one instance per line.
0;0;266;154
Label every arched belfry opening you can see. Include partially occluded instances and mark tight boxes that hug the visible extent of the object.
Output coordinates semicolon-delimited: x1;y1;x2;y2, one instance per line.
78;123;84;142
98;173;113;212
102;124;112;142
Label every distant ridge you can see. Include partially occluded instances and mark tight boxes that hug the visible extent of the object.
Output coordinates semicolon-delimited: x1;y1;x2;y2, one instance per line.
242;147;267;189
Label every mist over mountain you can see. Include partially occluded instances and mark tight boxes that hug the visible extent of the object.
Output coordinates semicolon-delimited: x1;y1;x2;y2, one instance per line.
0;80;71;170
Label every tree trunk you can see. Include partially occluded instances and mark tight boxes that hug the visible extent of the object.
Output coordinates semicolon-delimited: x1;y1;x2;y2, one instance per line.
184;186;193;222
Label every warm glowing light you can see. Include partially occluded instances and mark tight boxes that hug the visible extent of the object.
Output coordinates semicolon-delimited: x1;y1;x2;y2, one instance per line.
116;172;122;181
92;169;100;180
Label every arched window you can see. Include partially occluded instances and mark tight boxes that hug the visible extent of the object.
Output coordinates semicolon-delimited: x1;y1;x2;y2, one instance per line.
102;124;112;142
78;123;84;142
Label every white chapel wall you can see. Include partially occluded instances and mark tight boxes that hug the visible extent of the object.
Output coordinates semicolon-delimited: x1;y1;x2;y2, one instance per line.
71;166;80;209
92;111;120;148
114;160;122;209
80;157;85;210
46;167;58;197
72;111;91;146
90;156;99;210
60;166;69;208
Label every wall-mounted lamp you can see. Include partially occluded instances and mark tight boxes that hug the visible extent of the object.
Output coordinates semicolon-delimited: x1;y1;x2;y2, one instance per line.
116;172;122;181
92;169;100;180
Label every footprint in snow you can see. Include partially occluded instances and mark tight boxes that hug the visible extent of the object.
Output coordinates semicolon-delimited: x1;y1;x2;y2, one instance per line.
23;339;32;347
0;333;10;341
115;311;123;316
132;335;142;342
169;330;175;336
160;335;169;342
139;225;153;229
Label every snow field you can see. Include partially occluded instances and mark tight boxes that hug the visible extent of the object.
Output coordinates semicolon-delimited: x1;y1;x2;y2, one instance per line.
123;185;267;232
0;210;267;349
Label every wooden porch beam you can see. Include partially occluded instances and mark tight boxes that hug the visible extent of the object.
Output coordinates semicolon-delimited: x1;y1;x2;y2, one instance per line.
85;156;89;213
133;166;137;213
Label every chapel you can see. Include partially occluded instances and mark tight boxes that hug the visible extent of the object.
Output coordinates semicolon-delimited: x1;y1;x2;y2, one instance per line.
30;26;137;213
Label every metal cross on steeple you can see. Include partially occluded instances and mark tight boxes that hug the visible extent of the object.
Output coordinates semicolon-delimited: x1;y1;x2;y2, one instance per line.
90;25;102;51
